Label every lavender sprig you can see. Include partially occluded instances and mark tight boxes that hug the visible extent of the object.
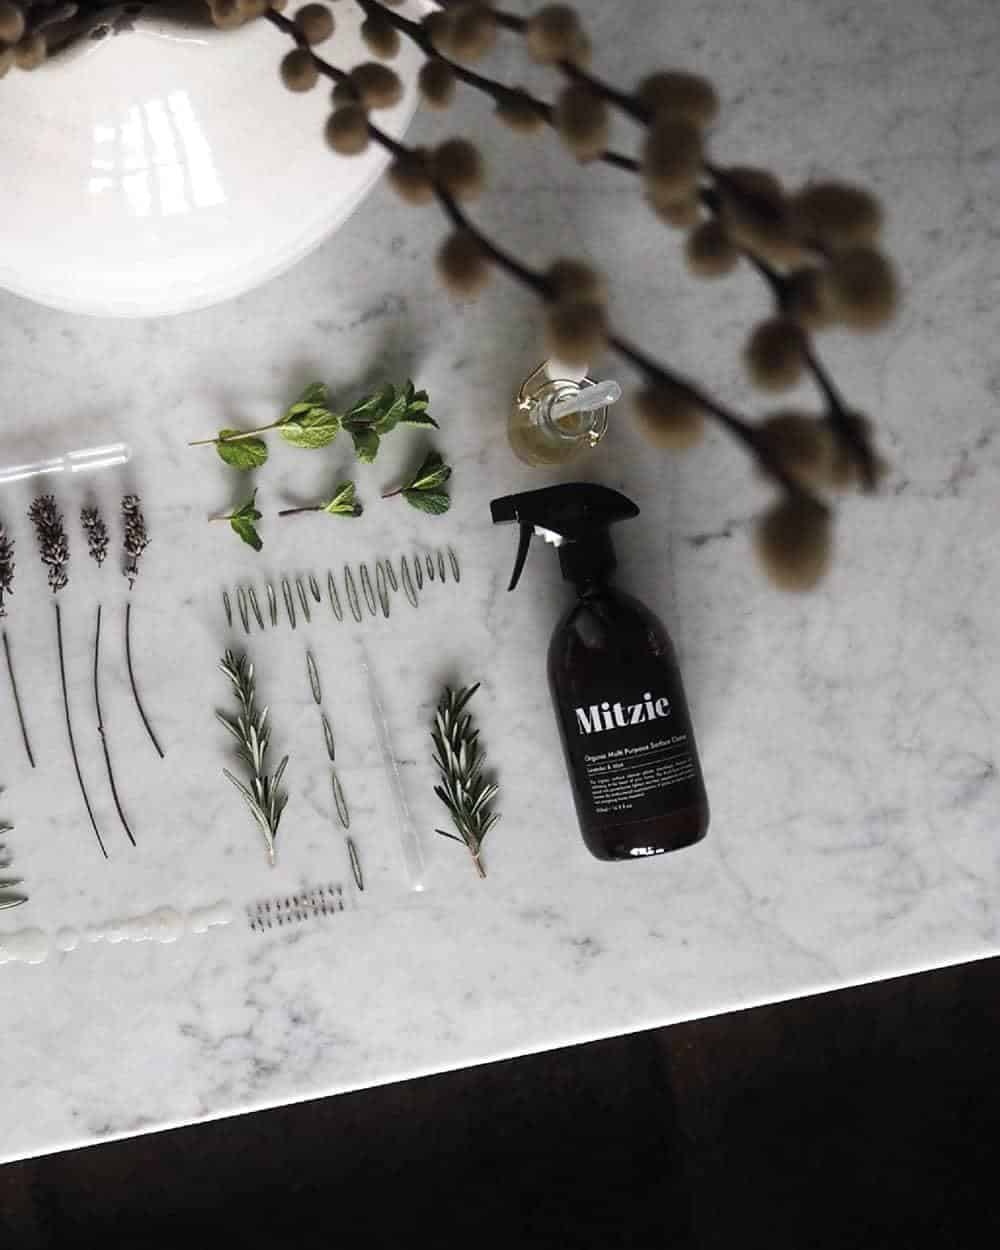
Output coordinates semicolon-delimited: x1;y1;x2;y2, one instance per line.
0;522;13;617
121;494;149;587
28;495;69;594
81;506;109;567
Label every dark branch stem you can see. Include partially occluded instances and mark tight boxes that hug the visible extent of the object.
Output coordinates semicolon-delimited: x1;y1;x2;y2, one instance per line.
93;603;137;848
3;630;35;769
56;602;107;858
125;600;165;760
277;505;322;516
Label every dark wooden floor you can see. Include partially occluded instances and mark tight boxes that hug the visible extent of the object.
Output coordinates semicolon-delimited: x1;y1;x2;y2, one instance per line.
2;957;997;1248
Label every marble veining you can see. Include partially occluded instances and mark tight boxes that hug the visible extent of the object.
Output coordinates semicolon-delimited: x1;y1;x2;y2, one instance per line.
0;0;998;1164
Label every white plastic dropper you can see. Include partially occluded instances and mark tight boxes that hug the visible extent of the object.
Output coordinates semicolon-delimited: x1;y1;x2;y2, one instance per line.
0;443;132;487
548;380;623;424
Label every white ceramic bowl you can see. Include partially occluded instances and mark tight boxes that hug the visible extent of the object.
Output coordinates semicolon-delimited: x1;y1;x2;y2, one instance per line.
0;2;431;317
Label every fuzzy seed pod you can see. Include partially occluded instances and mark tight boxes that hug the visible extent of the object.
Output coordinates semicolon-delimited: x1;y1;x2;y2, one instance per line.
361;13;400;59
495;89;545;134
437;231;491;295
650;193;701;228
431;138;484;200
642;116;702;201
823;246;898;331
294;3;334;45
350;61;403;110
633;384;705;451
14;31;45;70
0;522;14;617
325;105;370;155
685;218;739;277
756;412;835;491
237;0;271;18
423;10;456;56
754;496;832;592
210;0;244;29
545;300;607;367
449;2;497;62
0;1;25;44
745;317;807;391
419;58;457;109
280;47;318;92
790;181;882;249
554;83;608;162
784;266;836;331
525;5;589;65
636;71;719;129
547;258;607;305
718;165;803;267
827;410;883;490
388;150;434;205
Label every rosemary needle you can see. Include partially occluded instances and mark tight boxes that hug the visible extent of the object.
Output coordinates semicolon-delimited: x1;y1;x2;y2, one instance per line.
309;573;322;604
306;651;322;705
321;712;336;762
237;586;250;635
296;577;311;623
400;555;418;609
248;587;264;630
437;550;446;583
376;561;390;619
267;583;278;627
332;770;350;829
344;565;362;623
360;563;377;617
346;835;364;892
282;577;296;629
448;547;461;583
414;556;424;591
327;570;343;622
384;561;398;593
222;589;233;629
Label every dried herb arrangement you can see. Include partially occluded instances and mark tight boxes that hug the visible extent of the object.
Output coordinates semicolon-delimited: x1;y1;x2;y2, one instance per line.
218;649;289;866
121;494;165;759
431;683;499;879
29;494;107;857
0;519;35;768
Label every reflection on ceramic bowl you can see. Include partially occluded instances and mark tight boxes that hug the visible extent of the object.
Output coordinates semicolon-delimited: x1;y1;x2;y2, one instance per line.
0;1;431;317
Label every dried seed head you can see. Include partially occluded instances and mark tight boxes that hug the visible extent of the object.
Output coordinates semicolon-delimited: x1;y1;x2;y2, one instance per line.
280;47;318;92
718;165;803;267
237;0;271;17
28;495;69;595
685;218;739;277
754;496;832;592
423;10;457;55
81;506;110;568
419;58;457;109
14;31;45;70
790;181;883;250
525;4;590;66
545;299;607;366
650;192;701;228
495;89;545;134
547;258;607;305
745;317;808;391
431;138;484;200
823;246;898;331
437;230;491;295
633;384;704;450
449;2;497;61
636;70;719;129
0;2;26;44
554;84;608;162
361;12;400;59
388;149;434;205
294;2;334;45
210;0;244;28
756;412;835;491
784;266;836;331
0;522;14;617
325;104;370;155
642;116;702;200
349;61;403;110
121;494;149;586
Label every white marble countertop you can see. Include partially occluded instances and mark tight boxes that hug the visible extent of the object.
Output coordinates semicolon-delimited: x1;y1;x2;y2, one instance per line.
1;0;998;1164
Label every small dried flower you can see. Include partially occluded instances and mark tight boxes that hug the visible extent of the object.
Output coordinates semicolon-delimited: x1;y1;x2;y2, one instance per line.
325;104;370;155
81;506;110;567
545;299;607;366
431;138;484;200
437;230;491;295
554;84;608;162
636;71;719;129
642;117;702;201
349;61;403;110
449;2;497;61
784;266;836;331
823;246;898;331
525;4;590;66
294;2;334;46
495;89;546;134
121;494;149;587
0;1;25;44
547;258;607;304
388;149;434;205
718;166;803;267
0;522;13;617
14;31;45;70
28;495;69;595
419;59;457;109
756;412;835;491
745;317;807;391
362;12;400;59
754;495;832;592
650;193;701;228
790;182;882;250
685;218;739;277
280;47;318;92
633;384;704;450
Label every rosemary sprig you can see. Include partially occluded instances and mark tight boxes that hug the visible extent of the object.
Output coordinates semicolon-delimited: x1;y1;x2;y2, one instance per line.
218;649;289;867
278;480;363;519
383;450;452;515
431;684;499;879
213;491;264;550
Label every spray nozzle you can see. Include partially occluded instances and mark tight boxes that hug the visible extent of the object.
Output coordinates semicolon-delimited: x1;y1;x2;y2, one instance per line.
490;483;639;591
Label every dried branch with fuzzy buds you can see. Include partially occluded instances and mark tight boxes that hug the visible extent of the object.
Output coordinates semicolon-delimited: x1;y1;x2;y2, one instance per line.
28;494;69;594
81;505;109;567
121;494;149;588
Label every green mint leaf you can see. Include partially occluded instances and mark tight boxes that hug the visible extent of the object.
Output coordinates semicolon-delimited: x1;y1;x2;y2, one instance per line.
231;490;263;522
405;450;452;492
321;481;363;517
399;410;438;428
230;515;262;550
280;408;341;449
280;382;330;422
345;384;392;423
403;488;450;516
351;427;380;463
216;434;268;470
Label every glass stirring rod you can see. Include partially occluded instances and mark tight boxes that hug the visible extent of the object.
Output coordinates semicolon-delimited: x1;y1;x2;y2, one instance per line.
0;442;132;487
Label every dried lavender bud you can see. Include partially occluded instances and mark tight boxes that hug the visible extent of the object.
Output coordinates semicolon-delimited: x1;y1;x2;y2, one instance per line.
0;522;13;617
121;494;149;587
28;494;69;594
81;506;109;567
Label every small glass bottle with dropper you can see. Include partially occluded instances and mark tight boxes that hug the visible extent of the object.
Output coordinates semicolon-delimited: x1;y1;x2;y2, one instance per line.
508;360;619;467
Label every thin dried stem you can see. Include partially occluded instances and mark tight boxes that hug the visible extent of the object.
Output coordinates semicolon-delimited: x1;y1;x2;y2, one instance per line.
3;631;35;769
125;601;165;759
94;604;137;848
56;602;107;859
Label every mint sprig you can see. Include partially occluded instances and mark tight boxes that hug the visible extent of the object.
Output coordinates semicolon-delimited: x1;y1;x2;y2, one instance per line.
383;449;452;516
278;480;363;520
213;491;263;551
